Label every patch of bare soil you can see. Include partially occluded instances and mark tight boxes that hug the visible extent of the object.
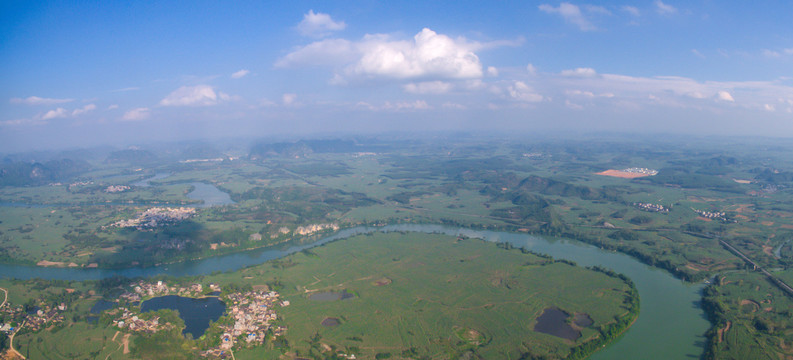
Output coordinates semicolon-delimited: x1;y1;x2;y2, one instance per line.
594;170;653;179
374;278;392;286
122;333;131;354
762;245;775;257
717;321;731;343
37;260;65;267
740;299;760;313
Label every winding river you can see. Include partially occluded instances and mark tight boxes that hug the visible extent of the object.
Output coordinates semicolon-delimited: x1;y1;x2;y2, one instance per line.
0;224;709;359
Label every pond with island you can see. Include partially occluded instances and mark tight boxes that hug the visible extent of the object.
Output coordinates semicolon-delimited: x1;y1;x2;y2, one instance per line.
140;295;226;338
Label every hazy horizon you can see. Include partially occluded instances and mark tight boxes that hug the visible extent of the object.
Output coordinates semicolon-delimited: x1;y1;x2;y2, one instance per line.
3;1;793;152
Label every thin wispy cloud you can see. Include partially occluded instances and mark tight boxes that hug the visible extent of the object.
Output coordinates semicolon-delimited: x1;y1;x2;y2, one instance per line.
622;6;640;17
10;96;74;105
122;107;150;121
539;3;596;31
655;1;678;15
357;100;431;111
403;81;453;94
691;49;706;59
560;67;598;77
282;93;298;106
231;69;250;79
110;87;140;93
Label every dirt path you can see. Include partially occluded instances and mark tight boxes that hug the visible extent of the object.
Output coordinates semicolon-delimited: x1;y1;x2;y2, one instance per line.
7;320;26;359
122;333;131;354
104;331;122;360
103;331;130;359
0;287;7;310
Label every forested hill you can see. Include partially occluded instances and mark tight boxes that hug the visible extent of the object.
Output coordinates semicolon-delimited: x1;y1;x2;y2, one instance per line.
0;159;90;186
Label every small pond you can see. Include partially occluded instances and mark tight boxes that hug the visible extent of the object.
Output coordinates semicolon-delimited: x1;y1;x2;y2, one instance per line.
321;317;340;327
140;295;226;338
533;307;584;341
90;299;116;314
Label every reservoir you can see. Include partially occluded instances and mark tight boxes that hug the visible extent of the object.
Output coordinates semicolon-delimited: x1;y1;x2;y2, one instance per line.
186;182;235;207
140;295;226;338
0;224;709;359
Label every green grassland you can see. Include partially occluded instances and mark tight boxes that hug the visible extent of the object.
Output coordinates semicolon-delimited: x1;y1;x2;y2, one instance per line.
703;270;793;360
1;233;636;360
202;232;636;359
4;136;793;357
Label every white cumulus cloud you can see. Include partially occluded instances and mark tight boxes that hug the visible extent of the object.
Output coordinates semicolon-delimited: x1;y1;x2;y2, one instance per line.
350;28;483;80
11;96;74;105
278;28;485;82
508;81;544;102
231;69;250;79
42;108;68;120
160;85;222;106
122;107;150;121
297;10;346;37
717;91;735;102
72;104;96;116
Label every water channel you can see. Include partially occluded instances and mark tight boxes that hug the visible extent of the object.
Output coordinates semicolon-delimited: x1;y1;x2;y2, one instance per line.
0;224;710;359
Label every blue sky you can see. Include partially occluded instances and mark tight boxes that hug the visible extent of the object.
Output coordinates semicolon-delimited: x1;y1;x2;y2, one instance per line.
2;1;792;151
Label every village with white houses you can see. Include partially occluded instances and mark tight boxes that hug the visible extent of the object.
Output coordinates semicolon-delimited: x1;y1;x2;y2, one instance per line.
693;208;737;223
92;280;288;358
107;207;197;230
634;202;669;213
0;300;68;334
621;167;659;176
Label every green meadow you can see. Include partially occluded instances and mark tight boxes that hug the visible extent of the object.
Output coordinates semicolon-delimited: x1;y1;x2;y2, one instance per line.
206;232;636;359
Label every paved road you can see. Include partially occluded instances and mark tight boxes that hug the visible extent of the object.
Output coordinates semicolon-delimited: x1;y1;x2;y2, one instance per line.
720;239;793;296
